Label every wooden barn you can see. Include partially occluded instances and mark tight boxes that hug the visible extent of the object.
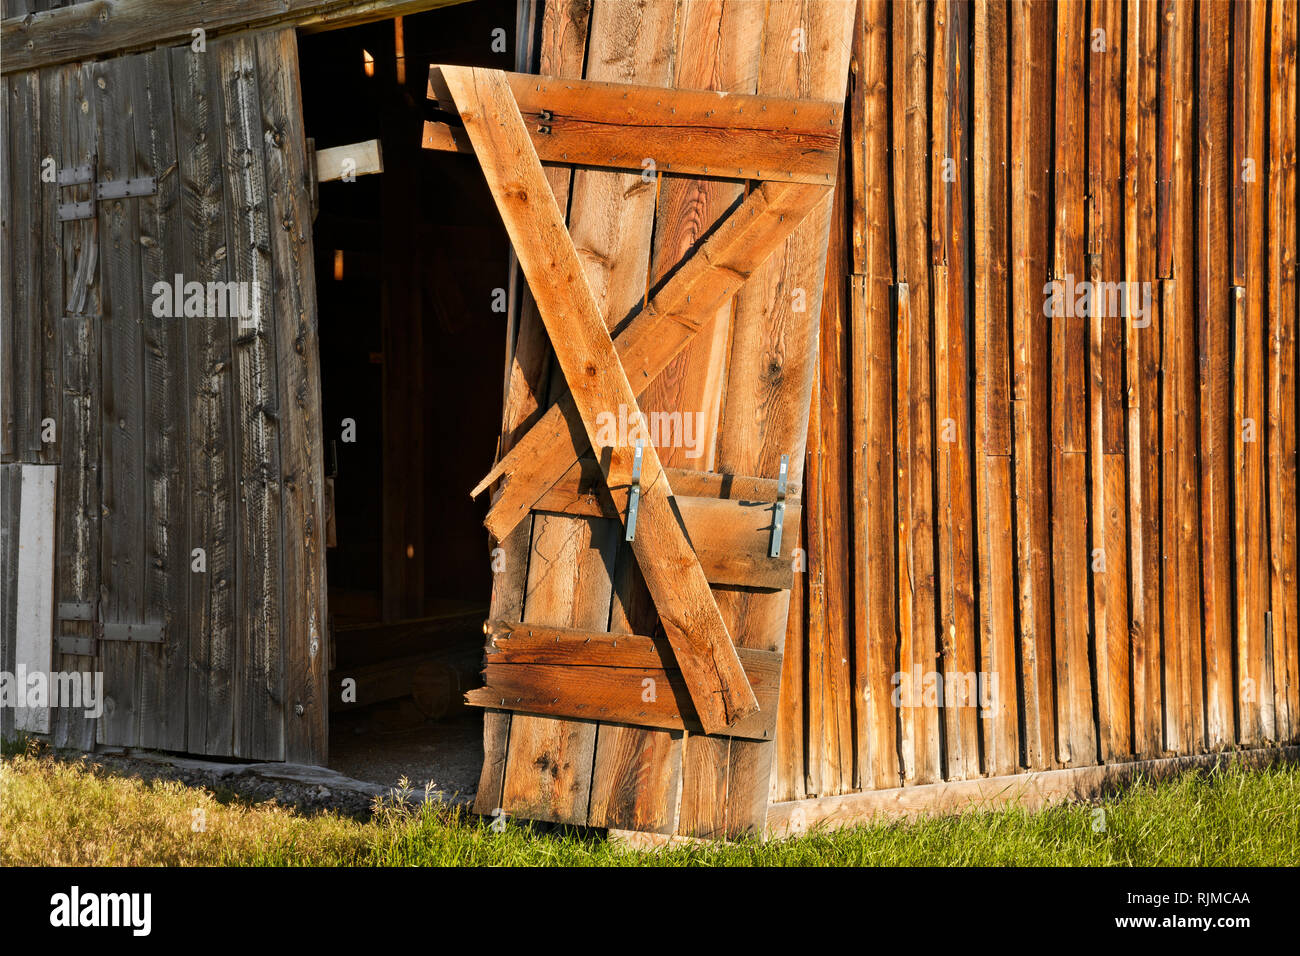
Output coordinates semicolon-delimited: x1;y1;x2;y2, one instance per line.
0;0;1296;841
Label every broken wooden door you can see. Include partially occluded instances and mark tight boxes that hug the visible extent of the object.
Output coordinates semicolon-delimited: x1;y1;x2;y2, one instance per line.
429;0;855;839
41;30;328;762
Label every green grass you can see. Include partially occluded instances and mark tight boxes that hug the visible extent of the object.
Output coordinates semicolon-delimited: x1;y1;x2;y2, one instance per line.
3;746;1297;866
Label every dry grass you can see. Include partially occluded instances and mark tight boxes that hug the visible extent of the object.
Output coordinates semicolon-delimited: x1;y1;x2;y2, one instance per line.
0;750;373;866
4;744;1298;866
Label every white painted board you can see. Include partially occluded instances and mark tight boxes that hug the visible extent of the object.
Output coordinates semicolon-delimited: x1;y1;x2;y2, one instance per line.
15;465;56;733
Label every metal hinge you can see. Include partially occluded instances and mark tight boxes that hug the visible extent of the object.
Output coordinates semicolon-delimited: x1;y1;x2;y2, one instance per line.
770;454;789;557
56;155;157;222
624;441;644;542
56;601;96;656
99;622;164;643
54;600;164;653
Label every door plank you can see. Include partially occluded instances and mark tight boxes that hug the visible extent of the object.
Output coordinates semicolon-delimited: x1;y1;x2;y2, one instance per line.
216;36;286;761
891;0;941;785
473;619;781;739
131;47;188;753
256;28;329;764
171;42;239;758
706;0;854;840
499;512;613;823
95;56;145;748
425;68;840;184
1196;0;1234;750
973;0;1018;777
1266;0;1298;743
50;62;101;752
476;0;594;826
1009;0;1058;771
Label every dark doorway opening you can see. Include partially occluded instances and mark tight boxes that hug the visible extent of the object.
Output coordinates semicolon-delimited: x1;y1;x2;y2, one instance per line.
297;1;521;796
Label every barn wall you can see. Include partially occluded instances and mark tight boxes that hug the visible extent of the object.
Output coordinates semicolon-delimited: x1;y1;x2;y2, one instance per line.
779;0;1298;802
0;29;328;763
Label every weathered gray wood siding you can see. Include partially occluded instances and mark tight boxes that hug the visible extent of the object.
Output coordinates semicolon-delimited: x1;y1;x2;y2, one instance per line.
0;28;328;763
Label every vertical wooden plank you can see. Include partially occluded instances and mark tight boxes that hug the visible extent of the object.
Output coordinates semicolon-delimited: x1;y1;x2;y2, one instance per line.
803;359;826;796
475;517;526;814
1052;0;1097;766
34;65;62;472
533;0;676;827
477;0;591;816
592;0;759;833
499;513;616;822
561;0;674;336
589;543;683;832
855;0;900;791
716;0;850;838
932;0;979;781
785;1;836;799
1088;0;1129;761
51;62;100;752
0;76;14;462
891;0;941;785
7;72;44;460
1235;0;1270;745
130;48;189;753
216;36;285;761
973;0;1018;777
1161;0;1204;754
808;100;853;795
171;43;238;758
1125;0;1163;760
827;115;856;794
1156;1;1174;279
1010;0;1057;771
500;0;677;828
33;60;65;735
637;0;759;475
37;64;63;472
1267;0;1298;743
1197;0;1234;751
94;56;144;748
257;28;329;764
678;0;770;832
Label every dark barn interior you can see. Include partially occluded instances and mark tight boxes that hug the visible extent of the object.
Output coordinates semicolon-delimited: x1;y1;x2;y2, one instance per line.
298;2;519;795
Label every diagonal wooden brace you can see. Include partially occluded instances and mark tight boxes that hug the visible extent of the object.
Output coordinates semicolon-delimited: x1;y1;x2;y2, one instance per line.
425;68;842;184
439;64;759;733
471;177;830;541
